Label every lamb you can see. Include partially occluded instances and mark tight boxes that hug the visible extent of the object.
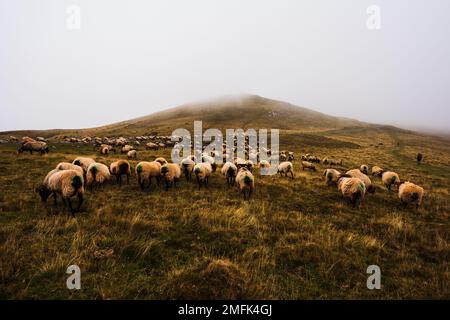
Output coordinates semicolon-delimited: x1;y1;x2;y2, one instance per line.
235;168;255;200
194;162;213;189
86;162;111;191
323;168;341;186
278;161;295;179
346;169;375;193
110;160;131;185
160;163;182;191
55;162;84;176
135;161;161;190
398;182;424;209
17;141;49;155
180;157;196;182
36;169;84;216
337;174;366;208
127;150;137;159
72;157;96;173
221;162;238;187
301;161;317;172
154;157;168;166
360;164;369;175
381;171;401;191
371;166;384;177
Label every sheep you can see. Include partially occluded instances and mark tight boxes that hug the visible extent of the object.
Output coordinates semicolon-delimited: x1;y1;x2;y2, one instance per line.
121;145;135;154
235;168;255;200
235;157;247;169
154;157;168;166
55;162;84;176
399;182;424;209
17;141;49;155
287;152;295;161
323;168;341;186
322;157;342;166
100;146;109;155
337;174;366;208
146;142;159;150
221;162;238;187
36;169;84;216
86;162;110;191
360;164;369;175
417;153;423;164
160;163;182;191
301;161;317;172
258;160;271;175
279;153;287;162
110;160;131;186
371;166;384;177
135;161;161;190
127;150;137;159
346;169;375;194
72;157;96;173
381;171;401;191
180;157;196;182
245;160;254;172
194;162;213;189
278;161;295;179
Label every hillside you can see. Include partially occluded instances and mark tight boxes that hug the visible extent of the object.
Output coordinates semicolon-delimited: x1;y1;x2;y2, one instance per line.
1;95;369;138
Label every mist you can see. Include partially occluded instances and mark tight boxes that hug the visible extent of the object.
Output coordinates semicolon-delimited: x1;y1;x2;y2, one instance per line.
1;0;449;133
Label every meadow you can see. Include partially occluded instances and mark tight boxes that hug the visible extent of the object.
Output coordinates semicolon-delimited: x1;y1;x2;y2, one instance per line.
0;127;449;299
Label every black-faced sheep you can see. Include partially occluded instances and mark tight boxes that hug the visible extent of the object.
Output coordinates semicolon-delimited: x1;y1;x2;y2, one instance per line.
235;167;255;200
110;160;131;186
36;169;84;216
17;141;49;155
135;161;161;190
127;150;137;159
160;163;181;191
381;171;401;191
86;162;111;191
323;168;341;186
221;162;238;187
371;166;384;177
346;169;375;194
301;161;317;172
360;165;369;175
278;161;295;179
194;162;213;189
337;174;366;208
398;182;424;209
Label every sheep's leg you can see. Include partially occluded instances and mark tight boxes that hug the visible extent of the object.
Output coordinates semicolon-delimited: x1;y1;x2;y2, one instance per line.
67;198;75;217
126;174;130;185
290;171;294;180
248;188;252;200
77;193;83;212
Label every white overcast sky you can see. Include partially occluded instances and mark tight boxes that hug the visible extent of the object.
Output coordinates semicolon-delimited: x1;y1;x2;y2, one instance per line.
1;0;449;132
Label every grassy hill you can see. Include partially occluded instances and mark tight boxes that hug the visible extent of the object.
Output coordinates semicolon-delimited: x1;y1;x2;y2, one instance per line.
0;95;449;299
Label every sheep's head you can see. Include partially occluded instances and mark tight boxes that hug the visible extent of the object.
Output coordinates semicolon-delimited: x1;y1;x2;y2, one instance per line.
36;184;51;202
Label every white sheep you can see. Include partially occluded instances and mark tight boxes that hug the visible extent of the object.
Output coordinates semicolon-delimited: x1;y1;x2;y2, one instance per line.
36;169;84;216
160;163;182;191
221;162;238;187
180;157;196;182
278;161;295;179
398;182;424;209
235;168;255;200
337;174;366;208
381;171;401;191
301;161;317;172
346;169;375;194
154;157;168;166
55;162;84;176
72;157;96;173
360;164;369;175
371;166;384;177
194;162;213;189
86;162;110;191
135;161;161;190
323;168;341;186
127;150;137;159
110;160;131;185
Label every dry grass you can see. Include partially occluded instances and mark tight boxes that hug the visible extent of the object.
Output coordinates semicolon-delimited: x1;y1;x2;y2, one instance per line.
0;127;449;299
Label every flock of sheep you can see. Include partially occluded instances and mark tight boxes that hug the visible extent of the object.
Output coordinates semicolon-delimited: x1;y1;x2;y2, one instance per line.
32;141;425;216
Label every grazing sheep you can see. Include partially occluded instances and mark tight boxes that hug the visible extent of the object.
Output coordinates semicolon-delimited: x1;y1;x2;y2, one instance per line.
135;161;161;190
72;157;96;173
417;153;423;164
371;166;384;177
279;153;287;162
278;161;295;179
121;145;135;154
399;182;424;209
235;168;255;200
180;157;195;182
194;162;213;189
160;163;182;191
235;157;247;169
360;164;369;175
221;162;238;187
381;171;401;191
100;146;109;155
145;142;159;150
36;169;84;216
127;150;137;159
17;141;49;155
301;161;317;172
86;162;110;191
55;162;84;176
346;169;375;194
154;157;168;166
337;174;366;208
323;168;341;186
245;160;254;172
110;160;131;185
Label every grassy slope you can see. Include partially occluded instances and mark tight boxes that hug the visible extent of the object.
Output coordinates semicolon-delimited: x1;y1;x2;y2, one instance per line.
0;126;448;299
